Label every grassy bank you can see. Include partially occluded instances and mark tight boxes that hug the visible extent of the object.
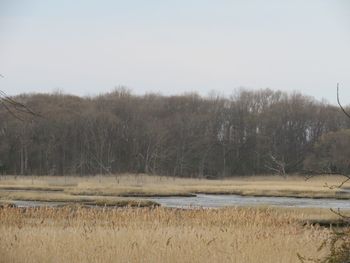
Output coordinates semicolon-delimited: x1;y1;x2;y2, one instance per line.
0;206;336;263
0;174;349;205
0;190;159;208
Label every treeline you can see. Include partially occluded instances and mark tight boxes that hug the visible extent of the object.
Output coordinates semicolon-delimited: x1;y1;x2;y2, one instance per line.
0;88;349;177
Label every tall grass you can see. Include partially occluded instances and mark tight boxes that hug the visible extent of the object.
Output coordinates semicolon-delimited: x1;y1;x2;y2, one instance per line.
0;206;331;263
1;174;349;201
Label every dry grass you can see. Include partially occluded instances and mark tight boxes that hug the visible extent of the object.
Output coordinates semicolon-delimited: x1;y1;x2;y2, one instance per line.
0;190;158;207
0;206;334;263
0;175;344;262
0;174;349;203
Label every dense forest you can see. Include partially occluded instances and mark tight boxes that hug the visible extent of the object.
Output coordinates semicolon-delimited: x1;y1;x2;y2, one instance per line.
0;88;349;177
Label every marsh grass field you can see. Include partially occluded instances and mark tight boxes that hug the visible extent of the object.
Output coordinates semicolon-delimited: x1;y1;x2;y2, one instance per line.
0;174;350;205
0;174;349;262
0;205;338;263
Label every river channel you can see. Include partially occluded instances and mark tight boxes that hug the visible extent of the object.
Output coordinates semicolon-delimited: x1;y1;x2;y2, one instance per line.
8;194;350;210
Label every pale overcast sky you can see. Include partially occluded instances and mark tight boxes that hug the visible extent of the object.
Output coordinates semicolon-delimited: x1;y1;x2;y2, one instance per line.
0;0;350;104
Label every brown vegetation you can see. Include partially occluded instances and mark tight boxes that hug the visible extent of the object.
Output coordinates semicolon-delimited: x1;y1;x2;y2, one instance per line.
0;175;349;205
0;206;335;263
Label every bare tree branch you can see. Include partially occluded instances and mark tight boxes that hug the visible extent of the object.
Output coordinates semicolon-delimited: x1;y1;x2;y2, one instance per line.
0;100;25;121
330;208;350;222
0;90;41;120
337;83;350;119
324;174;350;189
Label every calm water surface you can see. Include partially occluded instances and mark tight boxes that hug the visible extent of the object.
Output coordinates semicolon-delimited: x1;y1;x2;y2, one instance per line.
10;194;350;210
147;194;350;209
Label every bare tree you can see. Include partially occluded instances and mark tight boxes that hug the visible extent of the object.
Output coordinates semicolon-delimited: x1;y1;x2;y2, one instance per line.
0;87;346;177
332;84;350;190
265;153;286;177
318;84;350;263
299;84;350;263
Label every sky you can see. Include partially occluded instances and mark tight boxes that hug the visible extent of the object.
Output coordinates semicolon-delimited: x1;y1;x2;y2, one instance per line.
0;0;350;105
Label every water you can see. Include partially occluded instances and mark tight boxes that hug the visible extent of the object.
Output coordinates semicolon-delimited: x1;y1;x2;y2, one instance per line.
147;194;350;209
10;200;68;208
7;194;350;210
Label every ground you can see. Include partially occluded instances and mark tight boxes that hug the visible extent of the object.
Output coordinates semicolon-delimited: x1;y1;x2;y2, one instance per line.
0;174;349;262
0;174;349;206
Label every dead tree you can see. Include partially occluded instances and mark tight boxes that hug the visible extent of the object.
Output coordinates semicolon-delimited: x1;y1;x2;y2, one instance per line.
265;153;286;177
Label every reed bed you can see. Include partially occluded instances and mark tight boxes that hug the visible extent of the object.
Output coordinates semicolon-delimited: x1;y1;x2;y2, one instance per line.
0;174;349;201
0;206;331;263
